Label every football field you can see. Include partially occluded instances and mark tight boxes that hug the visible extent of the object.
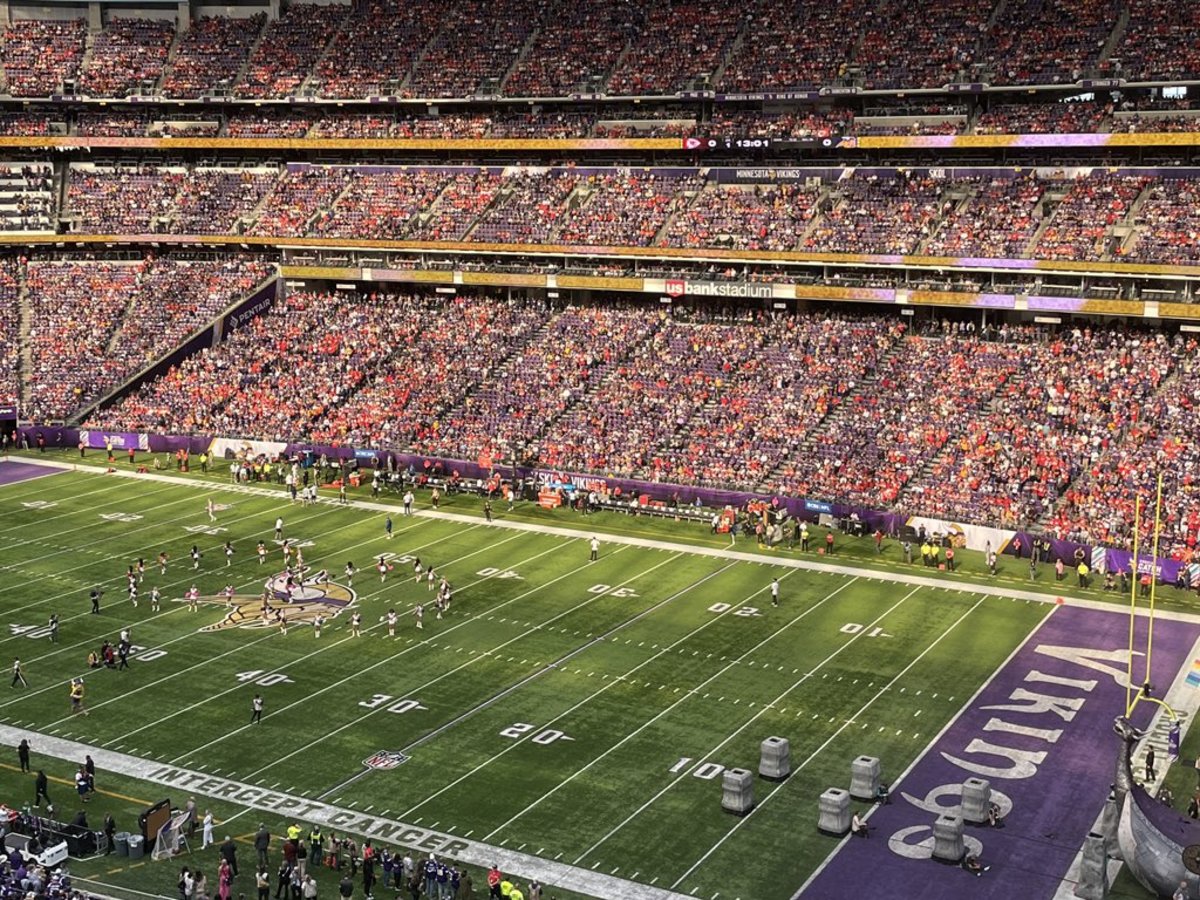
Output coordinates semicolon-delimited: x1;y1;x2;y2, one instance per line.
0;456;1190;900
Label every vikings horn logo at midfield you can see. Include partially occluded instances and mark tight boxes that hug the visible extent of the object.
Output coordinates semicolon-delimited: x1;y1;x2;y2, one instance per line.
185;570;355;632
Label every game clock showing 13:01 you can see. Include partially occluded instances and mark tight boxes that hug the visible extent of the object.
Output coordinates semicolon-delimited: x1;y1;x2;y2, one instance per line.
683;136;773;152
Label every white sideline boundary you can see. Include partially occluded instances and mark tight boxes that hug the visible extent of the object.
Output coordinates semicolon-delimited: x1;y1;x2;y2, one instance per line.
8;456;1200;624
0;725;692;900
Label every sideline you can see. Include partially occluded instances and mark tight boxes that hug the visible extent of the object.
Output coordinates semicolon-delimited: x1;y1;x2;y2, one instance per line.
9;456;1199;624
0;725;691;900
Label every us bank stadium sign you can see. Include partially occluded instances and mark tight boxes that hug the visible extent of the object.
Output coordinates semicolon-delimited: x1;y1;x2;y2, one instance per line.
657;279;774;299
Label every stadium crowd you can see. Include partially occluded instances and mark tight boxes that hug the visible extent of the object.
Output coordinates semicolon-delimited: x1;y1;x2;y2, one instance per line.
647;313;902;489
1111;0;1200;82
1;19;85;97
769;328;1025;507
720;0;874;91
91;288;410;438
80;17;173;98
856;0;992;89
160;14;266;99
310;170;449;240
908;326;1175;529
1047;335;1200;558
804;173;944;255
0;0;1197;101
537;316;762;477
924;177;1044;258
235;3;345;98
407;0;543;98
68;294;1200;555
975;102;1109;134
0;99;1184;142
1130;179;1200;263
420;304;659;466
0;259;19;407
25;257;269;421
985;0;1122;84
0;851;78;900
660;184;820;252
503;0;641;97
50;163;1200;264
311;0;441;98
554;172;702;247
1031;173;1149;261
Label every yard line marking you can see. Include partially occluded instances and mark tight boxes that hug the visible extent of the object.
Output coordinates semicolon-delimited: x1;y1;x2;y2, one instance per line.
388;559;735;813
0;473;176;531
0;481;218;575
573;585;921;865
674;595;989;890
482;574;855;845
184;536;607;770
9;511;441;718
261;545;670;793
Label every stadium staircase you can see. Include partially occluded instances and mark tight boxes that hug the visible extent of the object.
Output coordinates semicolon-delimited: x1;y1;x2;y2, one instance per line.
319;177;358;227
499;25;543;94
1097;6;1132;74
917;183;976;254
1114;181;1160;258
796;185;835;247
707;17;751;89
600;36;639;96
78;27;99;86
653;182;704;246
523;312;668;459
1021;184;1071;257
399;22;450;97
984;0;1010;31
298;13;355;97
231;18;271;92
154;25;185;94
240;175;287;233
1033;364;1183;535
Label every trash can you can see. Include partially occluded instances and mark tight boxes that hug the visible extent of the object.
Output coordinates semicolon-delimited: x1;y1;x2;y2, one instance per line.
127;835;144;860
114;832;130;857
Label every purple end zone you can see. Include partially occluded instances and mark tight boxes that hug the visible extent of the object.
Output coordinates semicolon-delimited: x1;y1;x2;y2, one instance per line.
0;461;66;487
802;604;1200;900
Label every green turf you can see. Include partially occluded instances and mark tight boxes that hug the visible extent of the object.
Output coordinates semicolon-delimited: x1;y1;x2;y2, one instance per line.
0;459;1061;898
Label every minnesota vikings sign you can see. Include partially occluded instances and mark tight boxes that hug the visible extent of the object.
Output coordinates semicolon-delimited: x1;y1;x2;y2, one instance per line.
183;570;355;632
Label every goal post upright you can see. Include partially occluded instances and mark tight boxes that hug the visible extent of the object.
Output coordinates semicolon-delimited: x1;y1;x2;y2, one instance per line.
1126;493;1141;717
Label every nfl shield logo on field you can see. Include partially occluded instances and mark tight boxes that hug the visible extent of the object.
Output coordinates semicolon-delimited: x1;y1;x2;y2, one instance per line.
362;750;409;770
665;279;686;298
